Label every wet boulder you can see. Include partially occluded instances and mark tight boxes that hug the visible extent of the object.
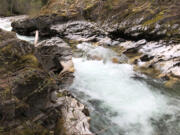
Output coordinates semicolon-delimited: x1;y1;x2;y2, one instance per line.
11;15;53;36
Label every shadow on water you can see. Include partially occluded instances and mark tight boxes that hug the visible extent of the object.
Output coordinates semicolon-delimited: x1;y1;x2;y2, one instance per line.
69;68;180;135
129;73;180;135
132;72;180;98
69;89;124;135
1;16;179;135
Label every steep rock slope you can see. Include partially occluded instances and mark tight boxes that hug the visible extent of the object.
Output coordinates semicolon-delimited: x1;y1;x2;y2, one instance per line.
14;0;180;42
10;0;180;86
0;29;92;135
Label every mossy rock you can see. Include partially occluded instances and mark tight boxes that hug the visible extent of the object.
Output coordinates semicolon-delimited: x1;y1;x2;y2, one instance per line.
38;0;180;42
0;29;16;42
14;123;51;135
0;29;59;133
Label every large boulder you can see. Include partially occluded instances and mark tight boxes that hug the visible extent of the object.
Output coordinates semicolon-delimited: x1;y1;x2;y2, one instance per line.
35;37;72;73
35;37;74;89
0;29;57;131
11;14;78;37
0;29;92;135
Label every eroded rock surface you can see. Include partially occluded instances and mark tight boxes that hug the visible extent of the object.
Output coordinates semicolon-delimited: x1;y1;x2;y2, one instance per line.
0;29;92;135
35;37;74;89
51;21;106;42
113;39;180;86
10;0;180;86
12;0;180;43
0;29;57;132
56;91;93;135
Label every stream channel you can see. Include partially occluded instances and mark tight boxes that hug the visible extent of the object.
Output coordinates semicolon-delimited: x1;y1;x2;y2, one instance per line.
1;16;180;135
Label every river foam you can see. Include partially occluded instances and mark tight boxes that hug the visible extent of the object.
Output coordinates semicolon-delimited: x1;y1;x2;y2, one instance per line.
0;17;12;31
0;17;34;43
71;43;180;135
1;16;180;135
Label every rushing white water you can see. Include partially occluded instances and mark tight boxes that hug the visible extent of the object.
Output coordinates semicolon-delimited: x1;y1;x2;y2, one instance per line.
0;17;12;31
16;33;35;44
0;17;35;43
1;16;180;135
71;43;180;135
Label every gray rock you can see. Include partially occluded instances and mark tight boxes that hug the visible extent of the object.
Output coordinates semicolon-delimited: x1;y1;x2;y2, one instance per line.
51;21;106;42
11;15;74;37
35;37;72;74
58;92;93;135
112;40;120;46
136;39;147;45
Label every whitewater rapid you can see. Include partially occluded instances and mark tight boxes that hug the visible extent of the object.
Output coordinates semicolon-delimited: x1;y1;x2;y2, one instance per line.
71;43;180;135
1;16;180;135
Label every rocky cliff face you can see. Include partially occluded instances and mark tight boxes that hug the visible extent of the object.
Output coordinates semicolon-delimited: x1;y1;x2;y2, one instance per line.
10;0;180;86
1;1;180;134
0;29;92;135
41;0;180;43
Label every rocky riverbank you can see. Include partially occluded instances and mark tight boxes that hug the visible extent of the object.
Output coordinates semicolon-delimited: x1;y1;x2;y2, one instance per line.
11;13;180;88
115;40;180;87
1;0;180;134
0;28;92;135
12;0;180;43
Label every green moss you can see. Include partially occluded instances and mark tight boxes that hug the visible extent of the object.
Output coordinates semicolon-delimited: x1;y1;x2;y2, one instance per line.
0;87;11;101
0;43;39;76
131;2;151;13
56;92;63;98
105;0;113;10
15;123;51;135
0;87;10;96
55;118;67;135
0;127;4;132
111;46;126;55
20;54;40;68
134;65;161;78
143;10;165;26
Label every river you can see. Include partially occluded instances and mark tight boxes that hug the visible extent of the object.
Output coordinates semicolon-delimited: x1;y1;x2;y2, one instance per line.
1;17;180;135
